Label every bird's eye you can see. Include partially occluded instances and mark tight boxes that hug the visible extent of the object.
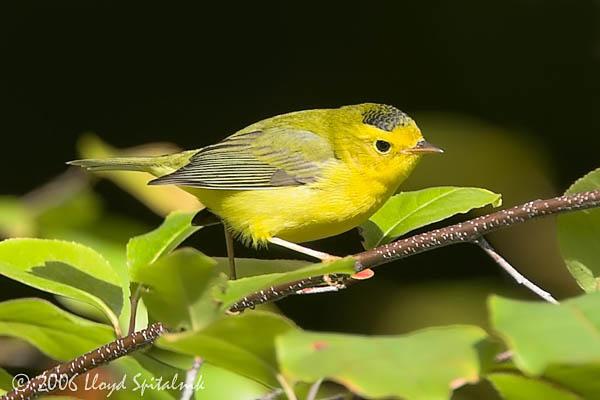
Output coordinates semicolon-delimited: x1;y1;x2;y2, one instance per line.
375;140;391;153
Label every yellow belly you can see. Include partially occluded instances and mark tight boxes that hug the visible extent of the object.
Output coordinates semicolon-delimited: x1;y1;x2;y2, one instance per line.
186;177;391;246
182;156;420;246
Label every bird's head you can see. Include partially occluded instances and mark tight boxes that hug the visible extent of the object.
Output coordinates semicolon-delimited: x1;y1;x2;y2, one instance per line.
332;103;443;185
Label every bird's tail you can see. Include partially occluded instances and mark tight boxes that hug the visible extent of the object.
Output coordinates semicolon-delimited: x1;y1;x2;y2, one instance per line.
67;156;163;172
68;150;197;177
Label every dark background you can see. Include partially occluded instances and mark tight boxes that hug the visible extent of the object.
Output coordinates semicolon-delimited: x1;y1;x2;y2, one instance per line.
1;1;599;334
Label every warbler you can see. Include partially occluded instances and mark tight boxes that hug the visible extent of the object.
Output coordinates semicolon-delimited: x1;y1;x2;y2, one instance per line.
69;104;442;275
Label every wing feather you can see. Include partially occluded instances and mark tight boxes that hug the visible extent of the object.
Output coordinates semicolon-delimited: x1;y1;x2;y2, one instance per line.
149;128;337;189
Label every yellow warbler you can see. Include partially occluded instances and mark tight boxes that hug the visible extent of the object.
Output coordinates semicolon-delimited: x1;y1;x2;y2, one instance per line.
69;103;442;266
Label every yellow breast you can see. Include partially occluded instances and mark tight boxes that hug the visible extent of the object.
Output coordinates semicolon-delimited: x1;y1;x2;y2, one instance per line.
187;154;420;246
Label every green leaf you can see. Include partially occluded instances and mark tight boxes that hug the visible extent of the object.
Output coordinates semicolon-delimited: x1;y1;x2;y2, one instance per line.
136;351;274;400
33;191;144;328
216;257;356;311
158;311;297;387
0;238;125;333
214;257;311;278
488;373;580;400
557;168;600;292
277;326;488;400
0;367;13;394
55;295;109;323
111;356;175;400
490;293;600;375
127;211;200;280
543;364;600;400
135;248;223;331
133;350;189;399
43;227;135;298
126;211;206;332
132;295;149;333
0;298;114;361
360;186;502;249
195;363;271;400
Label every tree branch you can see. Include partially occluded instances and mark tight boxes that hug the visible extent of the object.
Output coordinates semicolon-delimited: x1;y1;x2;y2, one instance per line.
1;322;167;400
4;190;599;400
474;237;559;304
229;190;600;312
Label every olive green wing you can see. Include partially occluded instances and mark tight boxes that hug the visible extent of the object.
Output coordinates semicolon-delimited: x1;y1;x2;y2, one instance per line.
148;129;338;189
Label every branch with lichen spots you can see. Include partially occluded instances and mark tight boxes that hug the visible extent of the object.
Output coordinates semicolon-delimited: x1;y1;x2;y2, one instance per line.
229;190;600;312
1;322;167;400
4;190;600;400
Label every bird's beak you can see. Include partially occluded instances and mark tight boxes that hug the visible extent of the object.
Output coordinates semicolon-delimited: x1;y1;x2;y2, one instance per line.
401;140;444;154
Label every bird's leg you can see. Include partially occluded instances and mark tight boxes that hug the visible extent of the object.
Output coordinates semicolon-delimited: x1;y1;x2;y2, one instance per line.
269;237;345;292
224;225;237;280
192;209;238;280
269;237;340;262
268;237;375;288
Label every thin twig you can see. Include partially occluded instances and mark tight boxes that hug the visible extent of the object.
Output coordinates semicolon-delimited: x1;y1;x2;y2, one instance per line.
1;322;167;400
180;356;204;400
224;224;237;280
257;388;284;400
306;378;324;400
230;190;600;312
276;374;297;400
128;284;143;336
474;238;559;304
